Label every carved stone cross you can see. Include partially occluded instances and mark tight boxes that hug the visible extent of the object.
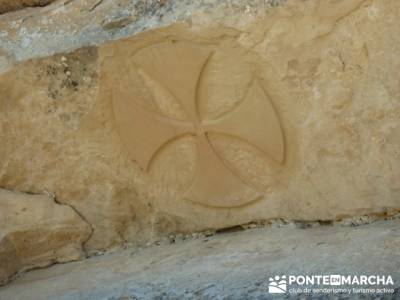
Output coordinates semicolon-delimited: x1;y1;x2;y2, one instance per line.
112;42;285;207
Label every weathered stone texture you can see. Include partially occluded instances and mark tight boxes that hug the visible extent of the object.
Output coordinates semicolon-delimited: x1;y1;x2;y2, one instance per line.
1;219;399;300
0;0;399;255
0;189;91;285
0;0;55;14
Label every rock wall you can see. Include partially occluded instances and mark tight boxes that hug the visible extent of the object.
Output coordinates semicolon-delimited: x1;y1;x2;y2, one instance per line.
0;0;55;14
0;189;91;285
0;0;399;259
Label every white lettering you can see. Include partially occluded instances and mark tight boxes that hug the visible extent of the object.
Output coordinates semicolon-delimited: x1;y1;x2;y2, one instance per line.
306;276;314;285
360;276;367;285
314;275;322;285
368;276;376;285
342;275;351;285
376;276;385;285
297;276;305;285
288;276;297;284
279;274;394;289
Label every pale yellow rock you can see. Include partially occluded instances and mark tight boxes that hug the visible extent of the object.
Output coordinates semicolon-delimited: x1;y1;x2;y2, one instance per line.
0;189;91;285
0;0;399;255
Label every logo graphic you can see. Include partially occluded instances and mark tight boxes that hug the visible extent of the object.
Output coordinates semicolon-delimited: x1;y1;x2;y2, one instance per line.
112;41;285;207
267;274;394;295
269;275;287;293
330;275;341;286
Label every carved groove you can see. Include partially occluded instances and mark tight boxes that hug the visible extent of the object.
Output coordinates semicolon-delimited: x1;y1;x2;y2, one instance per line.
112;41;286;208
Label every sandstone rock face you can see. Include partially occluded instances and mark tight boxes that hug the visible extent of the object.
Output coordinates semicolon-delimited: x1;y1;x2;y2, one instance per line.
0;0;55;14
0;189;91;285
0;0;399;253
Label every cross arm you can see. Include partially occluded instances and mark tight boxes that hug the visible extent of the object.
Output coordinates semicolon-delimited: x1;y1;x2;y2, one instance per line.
203;80;286;164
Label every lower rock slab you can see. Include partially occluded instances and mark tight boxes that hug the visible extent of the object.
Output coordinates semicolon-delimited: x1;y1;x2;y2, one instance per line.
0;219;399;299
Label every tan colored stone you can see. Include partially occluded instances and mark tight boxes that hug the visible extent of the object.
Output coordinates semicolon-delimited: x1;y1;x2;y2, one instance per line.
0;0;399;255
0;189;91;286
0;0;55;14
111;41;285;207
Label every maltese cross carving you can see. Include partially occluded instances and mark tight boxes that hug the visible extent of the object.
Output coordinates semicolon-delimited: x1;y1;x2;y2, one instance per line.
112;42;285;208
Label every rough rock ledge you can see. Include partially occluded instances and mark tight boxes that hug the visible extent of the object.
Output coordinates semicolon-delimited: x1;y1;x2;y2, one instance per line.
0;188;91;285
0;219;399;299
